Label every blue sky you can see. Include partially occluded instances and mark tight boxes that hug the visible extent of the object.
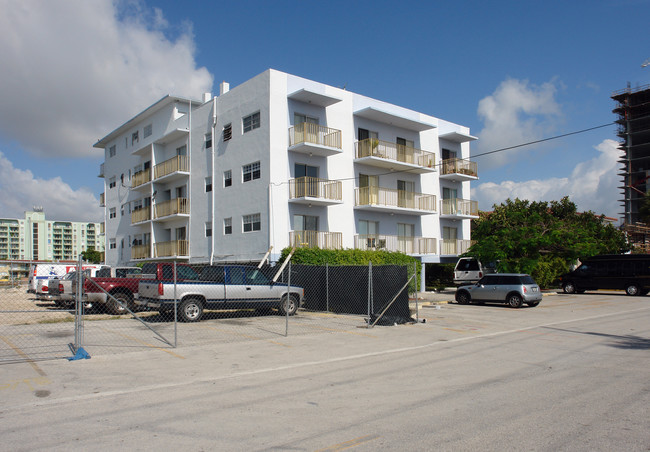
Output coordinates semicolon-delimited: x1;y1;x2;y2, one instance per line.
1;0;649;222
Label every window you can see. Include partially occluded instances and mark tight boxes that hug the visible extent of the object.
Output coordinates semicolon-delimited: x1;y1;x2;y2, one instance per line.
132;131;139;145
176;145;187;156
109;208;116;219
224;170;232;187
144;124;152;138
294;215;318;231
243;112;260;133
243;213;261;232
224;217;232;235
294;113;319;126
442;148;457;161
223;123;232;141
109;145;116;158
205;222;212;237
109;176;116;189
358;128;378;141
243;161;260;182
205;133;212;149
398;223;414;237
109;239;116;250
205;177;212;192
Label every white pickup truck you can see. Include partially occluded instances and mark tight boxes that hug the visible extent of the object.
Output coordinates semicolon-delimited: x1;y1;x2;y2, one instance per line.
136;264;304;322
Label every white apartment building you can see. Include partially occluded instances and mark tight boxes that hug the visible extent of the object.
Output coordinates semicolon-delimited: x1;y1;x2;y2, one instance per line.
0;209;104;261
94;69;478;285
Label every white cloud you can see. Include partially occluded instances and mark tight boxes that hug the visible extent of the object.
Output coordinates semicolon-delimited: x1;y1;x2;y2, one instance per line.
475;78;563;169
0;0;213;160
0;151;102;222
472;139;621;218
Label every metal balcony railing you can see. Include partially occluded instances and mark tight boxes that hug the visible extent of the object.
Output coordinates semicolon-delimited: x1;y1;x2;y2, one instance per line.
289;177;342;201
132;169;151;188
154;155;189;180
440;239;475;255
355;139;436;168
99;192;105;206
154;198;188;219
289;122;342;149
131;206;151;224
155;240;189;257
355;187;436;212
440;198;479;216
289;231;343;250
441;158;478;178
354;235;437;254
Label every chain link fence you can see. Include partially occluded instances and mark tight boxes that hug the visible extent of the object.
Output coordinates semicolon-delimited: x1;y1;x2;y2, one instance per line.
1;256;419;363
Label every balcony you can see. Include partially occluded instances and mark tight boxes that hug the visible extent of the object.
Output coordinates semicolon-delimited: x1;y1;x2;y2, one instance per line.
439;158;478;181
288;177;343;206
440;198;479;219
99;192;105;207
154;240;188;258
440;239;475;256
131;244;151;260
154;155;189;183
354;235;437;255
131;206;151;225
98;163;104;178
288;123;342;157
132;169;152;189
289;231;342;250
154;198;189;221
100;222;105;234
354;139;436;174
355;187;436;215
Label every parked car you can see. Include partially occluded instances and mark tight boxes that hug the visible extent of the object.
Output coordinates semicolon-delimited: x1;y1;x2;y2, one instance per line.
559;254;650;296
453;257;495;285
455;273;542;308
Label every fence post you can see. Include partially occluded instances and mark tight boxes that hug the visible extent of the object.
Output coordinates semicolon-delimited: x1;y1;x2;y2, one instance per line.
414;261;419;323
326;262;329;312
367;261;372;320
286;259;291;337
173;261;177;347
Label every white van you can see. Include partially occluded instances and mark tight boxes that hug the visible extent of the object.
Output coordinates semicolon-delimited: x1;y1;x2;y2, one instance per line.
454;258;495;285
28;263;104;294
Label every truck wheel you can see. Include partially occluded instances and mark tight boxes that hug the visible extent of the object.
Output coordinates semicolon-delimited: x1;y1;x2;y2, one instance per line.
625;284;640;296
562;282;577;294
278;294;299;316
106;292;131;315
179;298;203;322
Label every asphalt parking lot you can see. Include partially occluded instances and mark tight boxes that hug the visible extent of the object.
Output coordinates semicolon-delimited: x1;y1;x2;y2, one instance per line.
1;290;649;450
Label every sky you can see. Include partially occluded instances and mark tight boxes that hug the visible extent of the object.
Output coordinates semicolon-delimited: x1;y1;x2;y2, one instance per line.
1;0;649;223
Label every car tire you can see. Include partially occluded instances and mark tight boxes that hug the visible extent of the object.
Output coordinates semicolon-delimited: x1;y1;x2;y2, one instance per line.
105;292;131;315
179;298;203;322
507;293;523;308
278;294;299;316
625;284;641;296
456;291;471;305
562;282;577;294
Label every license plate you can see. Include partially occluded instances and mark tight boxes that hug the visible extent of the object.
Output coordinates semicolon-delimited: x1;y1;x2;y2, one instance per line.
532;287;538;292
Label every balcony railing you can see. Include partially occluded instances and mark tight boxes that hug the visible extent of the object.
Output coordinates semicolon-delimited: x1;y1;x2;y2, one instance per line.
132;169;151;188
99;192;105;207
440;198;479;216
440;158;478;178
131;244;151;260
289;177;342;202
289;231;343;250
154;198;188;219
155;240;189;257
289;122;342;150
355;139;436;168
100;222;105;234
440;239;475;255
154;155;188;180
355;187;436;212
354;235;437;254
98;163;104;178
131;206;151;224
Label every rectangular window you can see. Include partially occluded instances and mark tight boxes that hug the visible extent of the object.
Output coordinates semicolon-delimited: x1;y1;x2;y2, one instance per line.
224;217;232;235
243;112;260;133
109;208;116;219
176;145;187;156
205;177;212;192
223;123;232;141
132;131;139;145
205;222;212;237
205;133;212;149
109;176;116;189
243;161;261;182
109;145;116;158
109;239;116;250
224;170;232;187
294;215;318;231
144;124;152;138
243;213;261;233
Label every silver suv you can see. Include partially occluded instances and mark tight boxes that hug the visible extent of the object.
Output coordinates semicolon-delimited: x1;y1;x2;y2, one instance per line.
455;273;542;308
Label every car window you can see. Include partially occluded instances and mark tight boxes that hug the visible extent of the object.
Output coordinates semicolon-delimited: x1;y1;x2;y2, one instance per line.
228;267;246;285
520;275;535;284
176;266;199;280
479;275;497;285
500;275;519;285
200;266;225;283
142;263;156;275
458;259;480;271
246;269;270;285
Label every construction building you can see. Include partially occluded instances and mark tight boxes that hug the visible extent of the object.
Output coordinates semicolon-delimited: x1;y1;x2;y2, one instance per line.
612;84;650;251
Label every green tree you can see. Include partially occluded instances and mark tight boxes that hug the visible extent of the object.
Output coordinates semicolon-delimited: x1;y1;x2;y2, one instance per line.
468;197;629;288
81;248;103;264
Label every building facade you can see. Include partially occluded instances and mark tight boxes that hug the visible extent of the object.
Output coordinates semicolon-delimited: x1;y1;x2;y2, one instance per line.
0;210;104;261
94;69;479;281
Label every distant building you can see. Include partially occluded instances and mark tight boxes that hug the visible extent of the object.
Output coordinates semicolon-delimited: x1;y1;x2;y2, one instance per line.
94;69;480;286
0;210;104;261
